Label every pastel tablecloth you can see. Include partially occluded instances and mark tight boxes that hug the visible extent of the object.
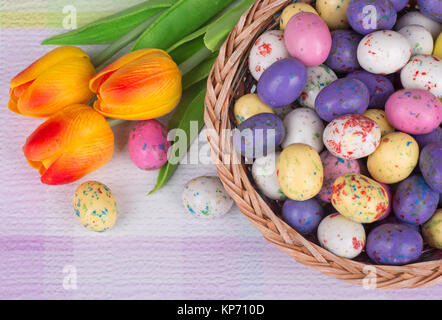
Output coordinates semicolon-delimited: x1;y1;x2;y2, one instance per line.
0;0;440;300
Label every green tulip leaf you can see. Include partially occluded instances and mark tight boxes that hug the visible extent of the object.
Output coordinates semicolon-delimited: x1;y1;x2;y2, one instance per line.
182;52;217;90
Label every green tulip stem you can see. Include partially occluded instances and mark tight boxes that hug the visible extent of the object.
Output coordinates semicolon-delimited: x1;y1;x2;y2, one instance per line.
108;119;127;127
178;46;212;76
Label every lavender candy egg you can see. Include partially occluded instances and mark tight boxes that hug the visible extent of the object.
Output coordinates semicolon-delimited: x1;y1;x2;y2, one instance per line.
393;175;440;225
346;71;394;108
299;65;338;110
257;58;307;108
366;223;423;265
420;142;442;193
389;0;408;11
417;0;442;23
325;30;362;73
315;78;370;122
347;0;397;35
414;127;442;149
282;198;325;235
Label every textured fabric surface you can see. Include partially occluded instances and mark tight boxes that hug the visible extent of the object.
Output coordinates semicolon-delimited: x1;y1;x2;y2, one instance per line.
0;0;440;299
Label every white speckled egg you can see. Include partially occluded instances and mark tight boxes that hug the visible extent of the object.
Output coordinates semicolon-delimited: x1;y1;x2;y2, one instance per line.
73;181;117;233
316;0;351;30
249;30;289;81
398;25;434;56
318;213;366;259
182;176;233;219
299;65;338;109
252;152;286;200
357;30;411;75
400;55;442;98
234;94;274;124
282;108;325;152
395;11;442;40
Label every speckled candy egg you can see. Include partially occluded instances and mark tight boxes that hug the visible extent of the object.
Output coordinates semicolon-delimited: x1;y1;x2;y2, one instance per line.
182;176;233;219
299;65;337;109
323;114;381;160
316;0;351;30
282;198;324;234
395;11;442;40
249;30;290;81
357;31;411;75
377;183;392;221
315;78;370;122
252;152;286;200
417;0;442;23
363;109;395;136
234;94;274;124
277;143;323;201
385;89;441;135
284;12;332;67
282;108;324;152
128;120;170;171
346;71;394;108
389;0;408;11
400;55;442;98
393;175;440;225
280;3;318;31
398;25;434;56
318;213;366;259
257;58;307;107
423;209;442;249
434;33;442;58
367;132;419;184
347;0;396;35
366;223;423;265
325;30;362;73
73;181;117;232
318;151;361;203
414;127;442;148
420;142;442;193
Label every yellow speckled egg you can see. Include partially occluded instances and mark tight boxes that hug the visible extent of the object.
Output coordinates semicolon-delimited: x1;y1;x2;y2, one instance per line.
331;174;389;223
234;94;274;124
280;3;318;30
367;132;419;184
316;0;351;30
277;143;323;201
363;109;395;137
434;32;442;59
423;209;442;249
73;181;117;232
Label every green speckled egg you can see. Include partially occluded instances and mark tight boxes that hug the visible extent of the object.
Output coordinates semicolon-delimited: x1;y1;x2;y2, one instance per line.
423;209;442;249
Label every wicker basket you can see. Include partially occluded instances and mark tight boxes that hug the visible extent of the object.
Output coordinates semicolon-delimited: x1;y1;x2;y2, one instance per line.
204;0;442;289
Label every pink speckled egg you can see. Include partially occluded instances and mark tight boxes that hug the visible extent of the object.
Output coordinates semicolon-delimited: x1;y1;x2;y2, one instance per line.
385;89;441;135
284;12;332;67
128;120;171;171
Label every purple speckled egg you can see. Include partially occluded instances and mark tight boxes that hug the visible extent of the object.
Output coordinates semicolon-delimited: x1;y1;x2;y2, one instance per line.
366;223;423;265
315;78;370;122
318;151;361;203
346;70;395;108
128;120;171;171
282;198;325;234
347;0;397;35
233;113;285;159
377;182;392;221
389;0;408;11
393;175;440;225
325;30;362;73
414;127;442;149
420;142;442;193
371;215;421;233
417;0;442;23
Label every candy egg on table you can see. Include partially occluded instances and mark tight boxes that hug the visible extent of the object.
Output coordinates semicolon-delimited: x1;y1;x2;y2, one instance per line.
357;31;411;75
316;0;351;30
315;78;370;122
363;109;395;137
323;114;381;160
252;152;286;201
347;0;396;35
317;213;366;259
395;11;442;40
389;0;408;11
277;143;323;201
281;108;324;152
346;71;395;108
417;0;442;23
414;127;442;148
284;12;332;67
128;120;171;171
366;223;423;265
393;174;440;225
299;64;337;110
182;176;233;219
325;30;362;73
279;3;318;31
257;58;307;107
400;55;442;98
419;142;442;193
367;132;419;184
282;198;324;235
318;151;361;203
423;209;442;249
398;25;434;56
248;30;290;81
73;181;117;233
233;93;274;124
434;33;442;58
233;113;285;159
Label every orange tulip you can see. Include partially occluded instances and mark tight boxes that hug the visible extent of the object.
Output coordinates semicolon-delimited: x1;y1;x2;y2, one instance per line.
90;49;182;120
23;104;114;185
9;46;95;118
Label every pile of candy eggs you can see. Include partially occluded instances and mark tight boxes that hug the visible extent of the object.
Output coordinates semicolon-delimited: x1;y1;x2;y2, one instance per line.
234;1;442;266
